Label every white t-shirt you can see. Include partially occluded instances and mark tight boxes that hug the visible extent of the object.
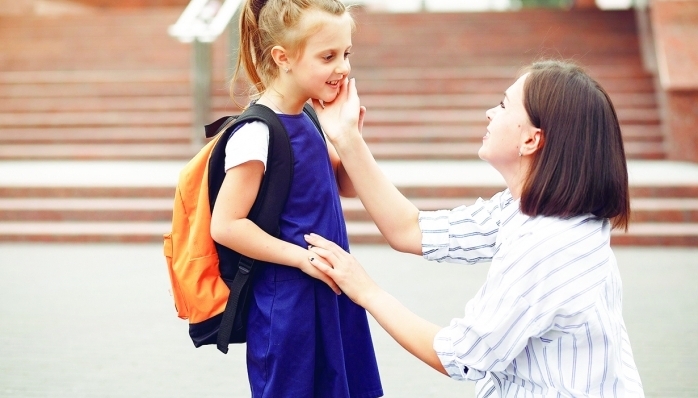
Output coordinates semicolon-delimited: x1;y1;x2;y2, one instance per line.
224;121;270;172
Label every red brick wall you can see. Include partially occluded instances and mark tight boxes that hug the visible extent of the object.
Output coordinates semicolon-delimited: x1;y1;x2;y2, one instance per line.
651;0;698;162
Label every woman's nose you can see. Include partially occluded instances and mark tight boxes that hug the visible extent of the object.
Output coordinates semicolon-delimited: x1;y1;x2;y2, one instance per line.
486;107;494;121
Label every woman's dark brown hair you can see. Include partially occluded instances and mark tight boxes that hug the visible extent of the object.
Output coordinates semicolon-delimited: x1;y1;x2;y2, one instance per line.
520;60;630;230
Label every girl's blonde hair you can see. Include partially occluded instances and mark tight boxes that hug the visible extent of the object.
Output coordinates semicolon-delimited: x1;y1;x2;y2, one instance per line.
232;0;353;98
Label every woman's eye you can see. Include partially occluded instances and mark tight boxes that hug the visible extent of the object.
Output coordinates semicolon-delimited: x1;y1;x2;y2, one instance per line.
499;101;505;109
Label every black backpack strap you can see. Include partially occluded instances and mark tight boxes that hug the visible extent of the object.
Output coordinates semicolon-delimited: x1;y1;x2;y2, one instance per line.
302;103;326;144
204;115;237;139
207;104;294;353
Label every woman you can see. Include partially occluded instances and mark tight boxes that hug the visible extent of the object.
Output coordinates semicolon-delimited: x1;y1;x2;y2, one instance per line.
305;60;645;397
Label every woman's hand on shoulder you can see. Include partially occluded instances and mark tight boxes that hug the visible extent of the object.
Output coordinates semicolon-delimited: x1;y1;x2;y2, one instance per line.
312;78;365;147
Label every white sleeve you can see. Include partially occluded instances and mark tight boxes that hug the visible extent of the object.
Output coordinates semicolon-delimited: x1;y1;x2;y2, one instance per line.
433;216;611;381
224;121;270;172
418;190;506;264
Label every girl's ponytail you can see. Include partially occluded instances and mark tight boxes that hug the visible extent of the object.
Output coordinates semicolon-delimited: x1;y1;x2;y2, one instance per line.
233;0;267;96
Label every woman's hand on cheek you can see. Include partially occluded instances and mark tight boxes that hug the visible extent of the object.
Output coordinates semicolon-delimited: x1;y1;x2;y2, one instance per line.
312;78;363;145
304;233;381;307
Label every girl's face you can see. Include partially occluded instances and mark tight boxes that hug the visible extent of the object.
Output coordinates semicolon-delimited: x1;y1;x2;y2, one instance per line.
287;11;353;103
479;73;537;176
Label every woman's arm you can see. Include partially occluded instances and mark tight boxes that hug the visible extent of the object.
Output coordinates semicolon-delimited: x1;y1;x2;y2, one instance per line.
305;233;447;375
210;161;340;294
327;139;357;198
313;79;422;254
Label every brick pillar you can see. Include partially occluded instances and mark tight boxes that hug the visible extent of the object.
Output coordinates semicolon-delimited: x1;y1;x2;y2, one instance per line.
651;0;698;162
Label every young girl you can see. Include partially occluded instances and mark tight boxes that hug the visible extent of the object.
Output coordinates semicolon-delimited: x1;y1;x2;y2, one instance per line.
306;61;645;397
209;1;382;397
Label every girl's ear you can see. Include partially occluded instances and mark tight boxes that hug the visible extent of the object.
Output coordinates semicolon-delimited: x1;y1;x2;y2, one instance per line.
520;128;543;156
270;45;291;72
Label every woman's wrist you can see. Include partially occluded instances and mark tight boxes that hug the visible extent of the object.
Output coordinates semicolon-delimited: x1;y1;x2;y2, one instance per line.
357;283;387;310
332;128;364;157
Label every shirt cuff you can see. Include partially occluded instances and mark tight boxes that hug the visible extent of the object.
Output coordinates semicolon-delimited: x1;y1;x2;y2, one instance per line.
419;209;452;262
433;326;487;381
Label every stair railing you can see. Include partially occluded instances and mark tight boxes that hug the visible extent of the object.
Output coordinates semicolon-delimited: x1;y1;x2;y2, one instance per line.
169;0;243;148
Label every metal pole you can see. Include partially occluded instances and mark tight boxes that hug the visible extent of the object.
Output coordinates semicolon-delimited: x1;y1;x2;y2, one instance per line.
191;38;212;149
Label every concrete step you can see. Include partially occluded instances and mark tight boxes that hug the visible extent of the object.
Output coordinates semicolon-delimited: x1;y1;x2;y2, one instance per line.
0;143;197;160
346;221;698;247
0;141;666;161
1;220;696;246
360;125;663;143
0;76;654;98
0;198;173;222
1;159;696;246
0;221;170;243
342;197;698;223
4;197;697;223
0;127;193;144
0;107;659;128
356;93;659;110
3;183;698;200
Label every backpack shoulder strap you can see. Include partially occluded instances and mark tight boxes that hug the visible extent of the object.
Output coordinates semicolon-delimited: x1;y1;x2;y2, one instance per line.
205;103;294;353
302;103;326;144
207;103;293;212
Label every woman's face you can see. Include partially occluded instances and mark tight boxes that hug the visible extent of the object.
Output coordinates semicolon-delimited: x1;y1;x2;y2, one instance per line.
479;73;537;176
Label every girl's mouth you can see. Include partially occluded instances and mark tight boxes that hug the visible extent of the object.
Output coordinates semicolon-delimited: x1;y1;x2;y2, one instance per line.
327;80;340;87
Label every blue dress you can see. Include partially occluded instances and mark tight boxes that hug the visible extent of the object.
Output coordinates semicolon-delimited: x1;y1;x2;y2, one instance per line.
245;112;383;398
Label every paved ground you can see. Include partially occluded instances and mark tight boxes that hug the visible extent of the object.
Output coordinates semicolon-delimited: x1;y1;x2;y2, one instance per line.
0;243;696;398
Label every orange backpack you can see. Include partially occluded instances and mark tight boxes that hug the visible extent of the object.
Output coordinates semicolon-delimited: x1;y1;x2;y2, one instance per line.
163;103;322;353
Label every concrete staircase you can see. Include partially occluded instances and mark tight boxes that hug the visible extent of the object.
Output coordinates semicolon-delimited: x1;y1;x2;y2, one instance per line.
1;6;697;246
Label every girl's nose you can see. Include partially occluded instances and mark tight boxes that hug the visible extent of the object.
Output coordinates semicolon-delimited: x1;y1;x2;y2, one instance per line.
336;58;350;75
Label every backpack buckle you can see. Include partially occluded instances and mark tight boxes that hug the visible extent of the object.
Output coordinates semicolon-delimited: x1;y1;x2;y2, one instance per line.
238;256;254;275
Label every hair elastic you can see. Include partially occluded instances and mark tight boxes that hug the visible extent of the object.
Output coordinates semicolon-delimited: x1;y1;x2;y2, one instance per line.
252;0;269;20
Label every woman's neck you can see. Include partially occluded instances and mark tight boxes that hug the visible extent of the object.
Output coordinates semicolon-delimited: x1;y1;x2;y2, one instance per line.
497;162;530;200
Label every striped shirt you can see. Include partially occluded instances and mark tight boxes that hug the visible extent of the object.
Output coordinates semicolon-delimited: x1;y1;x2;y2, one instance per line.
419;189;645;398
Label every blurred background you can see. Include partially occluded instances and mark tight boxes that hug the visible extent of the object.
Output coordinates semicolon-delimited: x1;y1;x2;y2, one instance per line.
1;0;697;246
1;0;697;397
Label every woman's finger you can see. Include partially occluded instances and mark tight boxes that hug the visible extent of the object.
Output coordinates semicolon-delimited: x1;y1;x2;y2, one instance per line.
304;233;340;252
358;105;366;134
308;257;341;294
309;254;333;274
308;244;343;270
311;98;325;114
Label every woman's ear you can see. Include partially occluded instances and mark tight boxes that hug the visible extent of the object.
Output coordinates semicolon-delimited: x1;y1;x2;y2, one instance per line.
520;128;543;156
270;45;291;72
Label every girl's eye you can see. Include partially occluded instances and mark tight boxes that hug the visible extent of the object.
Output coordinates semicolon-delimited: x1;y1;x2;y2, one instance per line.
324;54;334;61
344;51;352;59
499;101;505;109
